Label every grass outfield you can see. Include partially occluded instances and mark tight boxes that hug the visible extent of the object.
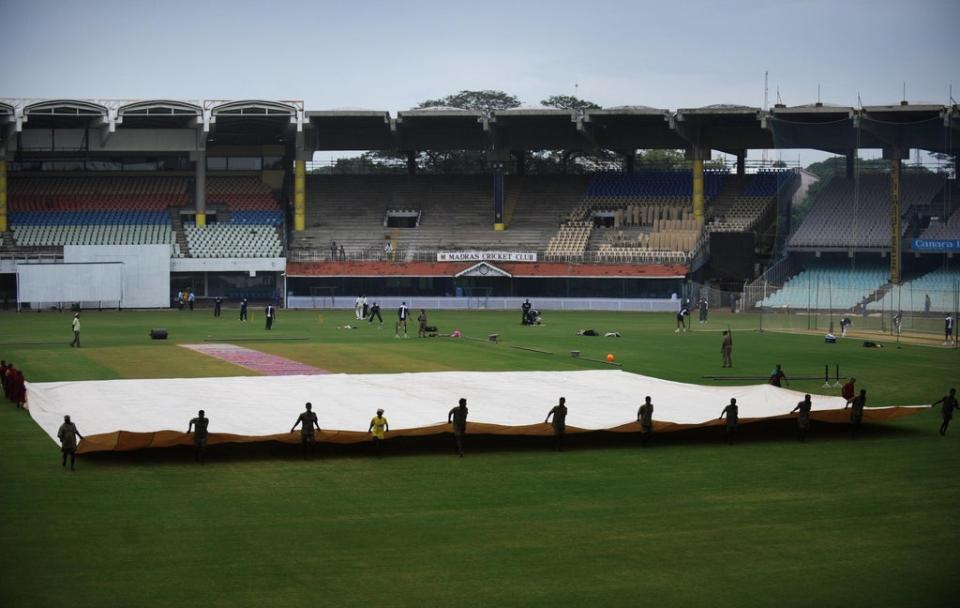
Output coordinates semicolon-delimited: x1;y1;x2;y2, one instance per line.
0;309;957;608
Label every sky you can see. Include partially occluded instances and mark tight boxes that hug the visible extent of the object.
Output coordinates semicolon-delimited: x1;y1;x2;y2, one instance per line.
1;0;958;165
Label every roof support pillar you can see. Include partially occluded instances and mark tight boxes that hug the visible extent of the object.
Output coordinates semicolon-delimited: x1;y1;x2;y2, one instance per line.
736;151;746;177
886;148;904;284
405;151;417;175
0;158;7;233
623;151;635;173
294;134;306;232
845;152;855;179
493;162;505;231
194;149;206;227
684;146;711;221
294;159;306;232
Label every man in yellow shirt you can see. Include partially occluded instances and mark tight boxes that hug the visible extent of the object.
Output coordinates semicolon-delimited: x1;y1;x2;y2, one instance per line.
369;408;389;457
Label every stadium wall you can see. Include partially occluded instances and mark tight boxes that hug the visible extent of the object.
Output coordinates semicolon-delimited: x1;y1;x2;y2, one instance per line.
287;295;681;312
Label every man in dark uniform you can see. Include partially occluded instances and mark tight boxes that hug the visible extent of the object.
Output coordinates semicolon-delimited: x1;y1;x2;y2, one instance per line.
187;409;209;464
719;398;738;445
57;415;83;471
845;389;867;439
214;297;222;318
265;304;276;330
544;397;568;451
521;299;532;325
637;396;654;447
675;304;689;333
791;394;813;442
932;388;958;436
699;298;708;324
769;364;788;387
397;302;409;338
720;330;733;368
291;402;321;458
839;316;852;337
448;398;468;457
239;299;248;322
368;301;383;328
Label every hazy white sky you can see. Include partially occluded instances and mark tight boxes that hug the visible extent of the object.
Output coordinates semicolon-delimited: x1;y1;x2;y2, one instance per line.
1;0;957;164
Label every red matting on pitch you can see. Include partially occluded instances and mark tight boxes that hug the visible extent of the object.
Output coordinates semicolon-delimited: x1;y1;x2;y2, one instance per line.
180;343;329;376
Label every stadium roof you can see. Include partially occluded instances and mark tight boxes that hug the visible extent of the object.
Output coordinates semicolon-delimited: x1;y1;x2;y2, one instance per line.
117;100;201;128
1;98;957;156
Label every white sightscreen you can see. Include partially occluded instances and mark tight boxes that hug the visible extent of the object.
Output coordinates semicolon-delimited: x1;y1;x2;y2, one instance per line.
65;245;171;308
17;263;123;305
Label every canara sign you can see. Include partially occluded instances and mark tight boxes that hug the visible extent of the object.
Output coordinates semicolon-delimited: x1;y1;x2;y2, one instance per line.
437;251;538;262
911;239;960;252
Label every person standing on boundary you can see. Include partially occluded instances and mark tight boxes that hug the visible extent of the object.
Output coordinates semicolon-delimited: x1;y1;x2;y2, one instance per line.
845;389;867;439
368;408;389;458
397;302;409;338
69;313;81;347
448;398;468;457
214;297;222;318
945;313;954;345
545;397;568;451
791;394;813;442
721;330;733;368
368;301;384;328
187;409;210;464
265;304;276;331
291;402;321;458
417;309;428;338
637;396;654;447
188;291;195;311
57;415;83;471
699;297;708;324
932;388;958;436
719;398;738;445
240;299;248;322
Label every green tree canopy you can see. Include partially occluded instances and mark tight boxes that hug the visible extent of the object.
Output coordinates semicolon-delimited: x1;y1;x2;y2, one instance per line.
540;95;601;111
417;90;521;113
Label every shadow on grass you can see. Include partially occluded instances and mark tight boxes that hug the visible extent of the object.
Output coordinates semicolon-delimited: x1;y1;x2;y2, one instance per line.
83;417;935;467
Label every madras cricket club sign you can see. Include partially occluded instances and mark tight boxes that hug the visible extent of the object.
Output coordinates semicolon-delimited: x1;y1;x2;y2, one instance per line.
437;251;538;262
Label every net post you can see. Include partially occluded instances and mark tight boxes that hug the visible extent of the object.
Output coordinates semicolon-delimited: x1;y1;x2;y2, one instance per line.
822;364;831;388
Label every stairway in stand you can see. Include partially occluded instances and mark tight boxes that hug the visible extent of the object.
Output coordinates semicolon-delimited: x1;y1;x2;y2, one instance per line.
707;175;747;218
502;181;522;228
168;208;191;257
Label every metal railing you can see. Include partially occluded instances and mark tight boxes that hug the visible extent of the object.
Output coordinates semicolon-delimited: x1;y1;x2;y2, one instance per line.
286;245;693;266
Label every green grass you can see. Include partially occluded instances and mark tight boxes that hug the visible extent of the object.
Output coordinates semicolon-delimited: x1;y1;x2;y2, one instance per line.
0;309;957;608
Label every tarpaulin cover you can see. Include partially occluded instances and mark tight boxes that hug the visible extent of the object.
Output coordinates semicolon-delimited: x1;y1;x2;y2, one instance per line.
25;370;925;454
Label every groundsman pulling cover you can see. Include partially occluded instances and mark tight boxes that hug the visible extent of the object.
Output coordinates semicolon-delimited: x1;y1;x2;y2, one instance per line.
25;370;925;453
